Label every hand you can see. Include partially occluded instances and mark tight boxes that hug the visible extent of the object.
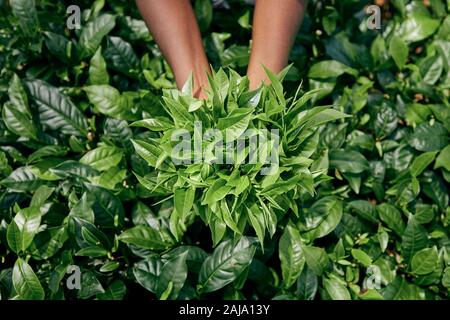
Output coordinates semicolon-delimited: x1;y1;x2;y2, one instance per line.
135;0;210;98
136;0;308;96
247;0;308;90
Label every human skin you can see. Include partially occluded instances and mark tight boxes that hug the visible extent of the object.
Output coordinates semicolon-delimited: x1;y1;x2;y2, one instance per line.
135;0;210;99
136;0;308;96
247;0;308;90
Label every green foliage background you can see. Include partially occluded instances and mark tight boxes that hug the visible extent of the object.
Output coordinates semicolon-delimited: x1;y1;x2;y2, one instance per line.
0;0;449;300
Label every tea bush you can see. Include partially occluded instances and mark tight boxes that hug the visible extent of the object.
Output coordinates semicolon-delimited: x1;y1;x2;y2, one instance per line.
0;0;449;300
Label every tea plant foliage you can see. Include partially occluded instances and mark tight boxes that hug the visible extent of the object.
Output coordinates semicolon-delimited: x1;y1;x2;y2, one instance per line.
0;0;449;300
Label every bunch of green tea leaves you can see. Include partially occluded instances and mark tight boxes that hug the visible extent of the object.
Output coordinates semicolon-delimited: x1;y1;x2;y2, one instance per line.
129;67;349;253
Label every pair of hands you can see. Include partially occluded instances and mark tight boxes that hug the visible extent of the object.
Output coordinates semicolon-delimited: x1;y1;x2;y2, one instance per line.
136;0;308;99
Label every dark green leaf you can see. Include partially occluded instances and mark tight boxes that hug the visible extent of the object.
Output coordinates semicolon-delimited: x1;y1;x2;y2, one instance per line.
198;237;257;293
25;80;88;136
79;14;116;59
12;258;44;300
279;224;304;288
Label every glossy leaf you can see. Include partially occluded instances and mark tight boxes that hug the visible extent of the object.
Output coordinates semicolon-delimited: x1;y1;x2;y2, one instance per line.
12;258;45;300
198;237;257;293
25;80;88;136
279;224;305;288
79;14;116;59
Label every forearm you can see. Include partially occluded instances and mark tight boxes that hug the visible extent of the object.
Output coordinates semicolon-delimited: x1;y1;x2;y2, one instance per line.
248;0;308;89
136;0;210;97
